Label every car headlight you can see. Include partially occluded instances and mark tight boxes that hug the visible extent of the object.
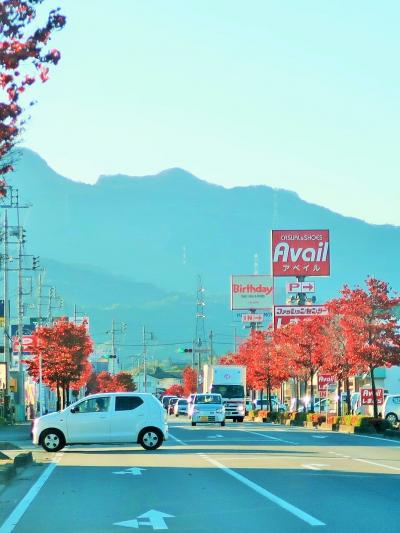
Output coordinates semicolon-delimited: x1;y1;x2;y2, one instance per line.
238;405;244;412
216;408;223;413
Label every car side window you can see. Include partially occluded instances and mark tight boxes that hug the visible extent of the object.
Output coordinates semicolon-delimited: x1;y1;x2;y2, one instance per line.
75;397;110;413
115;396;144;411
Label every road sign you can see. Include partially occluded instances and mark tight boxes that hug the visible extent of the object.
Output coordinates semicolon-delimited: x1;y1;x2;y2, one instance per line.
231;275;274;310
241;313;264;323
114;510;174;530
286;281;316;294
12;335;34;354
360;388;384;405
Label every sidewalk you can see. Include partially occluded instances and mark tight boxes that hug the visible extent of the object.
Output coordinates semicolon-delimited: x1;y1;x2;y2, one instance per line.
0;422;33;452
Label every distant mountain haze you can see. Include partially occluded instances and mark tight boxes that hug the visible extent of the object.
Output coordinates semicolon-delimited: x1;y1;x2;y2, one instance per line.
6;149;400;362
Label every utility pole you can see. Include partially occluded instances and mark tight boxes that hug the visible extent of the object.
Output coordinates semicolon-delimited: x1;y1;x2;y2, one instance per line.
194;276;208;392
142;325;147;393
17;225;24;417
111;319;116;375
3;211;10;409
209;330;214;365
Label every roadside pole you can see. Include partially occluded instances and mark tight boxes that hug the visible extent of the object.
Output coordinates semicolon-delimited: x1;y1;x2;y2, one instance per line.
2;211;10;420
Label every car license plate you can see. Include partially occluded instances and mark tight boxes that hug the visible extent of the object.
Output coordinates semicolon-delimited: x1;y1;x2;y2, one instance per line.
200;416;208;421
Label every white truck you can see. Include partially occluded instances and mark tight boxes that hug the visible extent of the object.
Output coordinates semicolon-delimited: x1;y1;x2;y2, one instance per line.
203;365;246;422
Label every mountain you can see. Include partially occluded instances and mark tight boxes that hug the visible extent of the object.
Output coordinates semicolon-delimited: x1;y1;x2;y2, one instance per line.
4;148;400;363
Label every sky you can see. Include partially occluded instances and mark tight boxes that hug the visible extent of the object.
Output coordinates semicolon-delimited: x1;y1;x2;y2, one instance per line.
21;0;400;226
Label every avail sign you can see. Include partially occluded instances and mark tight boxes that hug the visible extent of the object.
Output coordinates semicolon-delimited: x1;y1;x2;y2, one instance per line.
271;230;330;277
231;275;274;310
360;388;384;405
318;374;335;391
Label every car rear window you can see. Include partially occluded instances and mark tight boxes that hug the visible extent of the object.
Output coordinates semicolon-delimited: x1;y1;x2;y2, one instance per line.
115;396;144;411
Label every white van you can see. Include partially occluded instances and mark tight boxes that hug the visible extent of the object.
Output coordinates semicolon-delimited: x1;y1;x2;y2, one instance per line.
32;392;168;452
383;394;400;426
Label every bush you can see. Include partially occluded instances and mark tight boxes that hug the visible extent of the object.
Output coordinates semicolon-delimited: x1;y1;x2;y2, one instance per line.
327;415;339;425
268;412;281;423
258;410;268;418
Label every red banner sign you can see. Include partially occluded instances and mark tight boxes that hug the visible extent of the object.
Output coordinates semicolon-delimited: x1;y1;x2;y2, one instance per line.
318;374;335;391
360;388;384;405
12;335;34;354
271;230;330;277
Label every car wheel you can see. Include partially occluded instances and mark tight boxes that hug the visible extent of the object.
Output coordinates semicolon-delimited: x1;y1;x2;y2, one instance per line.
221;421;225;427
237;417;244;423
138;428;163;450
191;421;196;426
41;428;65;452
385;413;399;426
175;414;179;417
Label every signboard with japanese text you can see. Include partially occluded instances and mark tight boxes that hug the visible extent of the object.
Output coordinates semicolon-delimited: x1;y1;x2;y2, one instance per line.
286;281;316;294
231;275;274;310
318;374;335;391
12;335;34;354
241;314;264;323
360;388;384;405
271;230;330;277
273;305;328;329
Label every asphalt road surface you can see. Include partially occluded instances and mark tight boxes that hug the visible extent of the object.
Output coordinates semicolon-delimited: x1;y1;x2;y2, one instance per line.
0;419;399;532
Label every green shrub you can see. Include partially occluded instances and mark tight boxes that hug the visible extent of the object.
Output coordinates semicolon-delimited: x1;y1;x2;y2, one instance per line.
268;412;281;423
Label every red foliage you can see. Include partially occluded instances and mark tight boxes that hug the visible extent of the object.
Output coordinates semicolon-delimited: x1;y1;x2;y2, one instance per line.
0;1;66;177
113;372;136;392
164;384;184;397
182;367;197;396
93;371;136;393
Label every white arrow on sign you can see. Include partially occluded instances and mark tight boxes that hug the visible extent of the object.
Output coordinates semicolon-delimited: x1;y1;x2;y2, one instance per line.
114;510;174;530
112;467;146;476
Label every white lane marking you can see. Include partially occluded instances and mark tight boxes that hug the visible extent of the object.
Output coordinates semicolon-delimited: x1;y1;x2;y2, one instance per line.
328;452;350;458
312;436;328;439
168;433;187;446
115;509;174;530
301;464;329;471
112;467;146;476
351;434;400;446
0;452;63;533
242;430;298;445
353;458;400;471
207;435;224;439
198;453;325;527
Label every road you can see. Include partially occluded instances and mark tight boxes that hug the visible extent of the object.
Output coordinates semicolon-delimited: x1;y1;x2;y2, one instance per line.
0;419;399;532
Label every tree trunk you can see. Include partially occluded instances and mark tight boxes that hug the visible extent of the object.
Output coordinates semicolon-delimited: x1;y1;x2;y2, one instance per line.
296;378;300;411
267;378;273;412
259;389;264;410
370;366;378;418
56;382;61;411
337;380;342;416
345;377;351;414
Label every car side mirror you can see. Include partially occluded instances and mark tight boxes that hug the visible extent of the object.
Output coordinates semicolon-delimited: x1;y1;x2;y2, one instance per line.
70;407;78;413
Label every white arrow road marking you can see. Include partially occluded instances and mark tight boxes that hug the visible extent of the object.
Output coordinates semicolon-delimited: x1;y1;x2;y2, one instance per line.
112;467;146;476
312;436;328;439
115;510;174;530
301;464;329;471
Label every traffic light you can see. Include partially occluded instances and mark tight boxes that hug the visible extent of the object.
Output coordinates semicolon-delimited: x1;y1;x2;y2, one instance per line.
32;256;40;270
177;347;193;353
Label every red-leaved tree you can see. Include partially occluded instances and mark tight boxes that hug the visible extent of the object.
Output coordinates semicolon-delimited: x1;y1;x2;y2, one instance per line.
182;367;197;396
0;1;66;177
89;371;136;393
164;384;184;397
24;318;93;410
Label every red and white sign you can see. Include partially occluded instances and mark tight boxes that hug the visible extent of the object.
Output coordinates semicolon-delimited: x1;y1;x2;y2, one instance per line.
360;388;384;406
12;335;34;354
286;281;316;294
241;314;264;323
231;275;274;310
273;305;328;329
271;230;330;277
318;374;335;391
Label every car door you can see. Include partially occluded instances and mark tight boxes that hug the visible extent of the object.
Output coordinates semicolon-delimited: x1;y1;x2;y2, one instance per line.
66;396;112;443
110;395;147;442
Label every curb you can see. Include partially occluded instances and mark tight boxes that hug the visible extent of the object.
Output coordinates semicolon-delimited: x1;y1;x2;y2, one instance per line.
0;451;34;487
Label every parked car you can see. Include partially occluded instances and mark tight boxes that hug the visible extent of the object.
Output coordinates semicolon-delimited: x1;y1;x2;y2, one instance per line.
167;397;179;415
190;393;225;426
252;398;287;412
32;393;168;452
174;398;188;416
383;394;400;426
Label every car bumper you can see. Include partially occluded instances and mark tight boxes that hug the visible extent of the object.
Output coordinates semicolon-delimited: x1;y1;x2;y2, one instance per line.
192;413;225;423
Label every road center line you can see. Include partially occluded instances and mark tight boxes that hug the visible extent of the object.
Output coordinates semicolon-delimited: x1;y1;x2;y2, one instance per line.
0;452;63;533
198;453;325;527
241;430;298;445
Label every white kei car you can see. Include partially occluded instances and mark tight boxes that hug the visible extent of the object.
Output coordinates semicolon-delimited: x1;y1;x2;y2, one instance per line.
32;393;168;452
190;393;225;427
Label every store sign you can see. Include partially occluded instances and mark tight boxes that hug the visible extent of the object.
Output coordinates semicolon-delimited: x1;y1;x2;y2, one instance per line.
360;388;384;405
0;362;6;390
12;335;34;354
231;275;274;310
271;230;330;277
318;374;335;391
273;305;328;329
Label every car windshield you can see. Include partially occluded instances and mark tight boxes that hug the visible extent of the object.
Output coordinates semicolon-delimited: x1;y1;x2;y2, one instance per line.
178;400;187;405
195;395;221;404
211;385;244;398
